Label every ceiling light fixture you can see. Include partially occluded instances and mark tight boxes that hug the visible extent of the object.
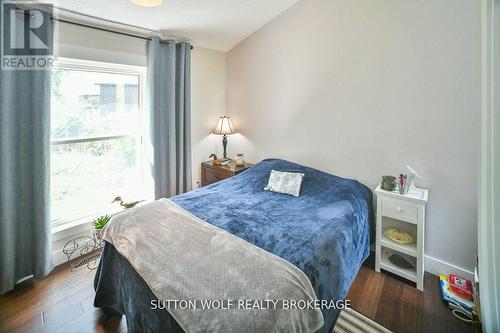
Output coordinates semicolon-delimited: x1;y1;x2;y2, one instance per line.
130;0;163;7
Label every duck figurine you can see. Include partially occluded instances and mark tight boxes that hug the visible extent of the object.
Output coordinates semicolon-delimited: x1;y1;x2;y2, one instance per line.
112;196;144;209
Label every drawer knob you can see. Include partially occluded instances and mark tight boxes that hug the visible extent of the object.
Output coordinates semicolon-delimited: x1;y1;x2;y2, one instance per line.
396;207;403;212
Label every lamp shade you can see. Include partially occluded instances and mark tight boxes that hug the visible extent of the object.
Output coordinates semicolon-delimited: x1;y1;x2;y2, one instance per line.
213;116;236;135
130;0;163;7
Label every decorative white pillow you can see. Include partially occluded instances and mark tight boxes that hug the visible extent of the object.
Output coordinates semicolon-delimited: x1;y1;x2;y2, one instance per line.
264;170;305;197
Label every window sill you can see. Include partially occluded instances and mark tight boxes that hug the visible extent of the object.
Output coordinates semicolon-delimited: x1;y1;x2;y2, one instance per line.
52;213;105;242
51;201;151;242
52;219;92;242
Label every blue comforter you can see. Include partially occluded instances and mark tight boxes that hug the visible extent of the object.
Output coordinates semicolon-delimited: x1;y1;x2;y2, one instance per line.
94;158;374;332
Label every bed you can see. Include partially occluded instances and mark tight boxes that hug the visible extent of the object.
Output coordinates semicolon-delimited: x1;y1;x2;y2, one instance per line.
94;158;374;333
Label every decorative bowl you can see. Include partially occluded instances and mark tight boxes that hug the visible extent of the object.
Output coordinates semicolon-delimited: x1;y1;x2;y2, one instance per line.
384;228;414;244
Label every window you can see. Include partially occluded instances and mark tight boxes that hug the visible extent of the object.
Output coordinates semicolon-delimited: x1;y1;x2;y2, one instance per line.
50;59;151;226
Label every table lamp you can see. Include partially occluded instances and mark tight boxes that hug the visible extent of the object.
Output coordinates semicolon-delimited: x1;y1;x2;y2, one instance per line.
213;116;236;160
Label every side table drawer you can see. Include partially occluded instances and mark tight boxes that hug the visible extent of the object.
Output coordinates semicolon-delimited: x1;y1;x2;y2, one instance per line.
202;167;231;186
380;198;419;222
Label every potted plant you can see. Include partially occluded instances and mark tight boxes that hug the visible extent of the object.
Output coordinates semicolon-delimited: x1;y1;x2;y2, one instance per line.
92;215;111;240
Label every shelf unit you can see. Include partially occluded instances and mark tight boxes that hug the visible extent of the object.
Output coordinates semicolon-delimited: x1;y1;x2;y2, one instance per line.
381;232;417;257
380;247;418;282
375;184;428;290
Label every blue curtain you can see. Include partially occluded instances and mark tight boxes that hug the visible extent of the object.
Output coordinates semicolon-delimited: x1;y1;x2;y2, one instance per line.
147;37;192;198
0;6;53;294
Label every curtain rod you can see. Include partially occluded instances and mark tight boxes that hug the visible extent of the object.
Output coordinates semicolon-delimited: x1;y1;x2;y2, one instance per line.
51;17;194;49
14;6;194;48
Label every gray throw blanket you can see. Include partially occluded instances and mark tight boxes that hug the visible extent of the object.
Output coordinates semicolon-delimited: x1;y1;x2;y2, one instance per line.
102;199;324;333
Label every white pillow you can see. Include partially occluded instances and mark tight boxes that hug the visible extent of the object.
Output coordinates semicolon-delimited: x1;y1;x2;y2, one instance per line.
264;170;305;197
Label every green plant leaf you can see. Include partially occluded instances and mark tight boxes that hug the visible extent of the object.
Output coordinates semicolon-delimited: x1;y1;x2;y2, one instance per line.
92;214;111;229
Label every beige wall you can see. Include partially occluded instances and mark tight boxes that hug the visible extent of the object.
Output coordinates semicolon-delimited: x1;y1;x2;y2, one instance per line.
55;22;148;66
191;47;227;187
227;0;481;273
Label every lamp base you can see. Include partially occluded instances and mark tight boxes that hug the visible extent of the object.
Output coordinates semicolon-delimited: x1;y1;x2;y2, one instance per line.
222;134;228;159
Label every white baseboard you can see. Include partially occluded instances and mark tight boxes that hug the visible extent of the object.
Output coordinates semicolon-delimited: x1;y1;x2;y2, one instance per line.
370;243;474;281
52;248;69;267
424;255;474;281
52;225;94;267
52;240;99;267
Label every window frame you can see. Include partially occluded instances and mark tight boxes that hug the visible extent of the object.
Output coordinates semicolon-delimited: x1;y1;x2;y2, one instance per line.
50;57;149;229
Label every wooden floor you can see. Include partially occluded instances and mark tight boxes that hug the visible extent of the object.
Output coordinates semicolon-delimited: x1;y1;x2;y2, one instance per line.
0;255;474;333
347;255;475;333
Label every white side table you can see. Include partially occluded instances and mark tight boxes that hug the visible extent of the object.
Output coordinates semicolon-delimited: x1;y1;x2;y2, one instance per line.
374;184;428;290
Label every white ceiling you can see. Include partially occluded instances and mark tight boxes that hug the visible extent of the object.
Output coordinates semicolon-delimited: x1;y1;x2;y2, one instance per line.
49;0;299;51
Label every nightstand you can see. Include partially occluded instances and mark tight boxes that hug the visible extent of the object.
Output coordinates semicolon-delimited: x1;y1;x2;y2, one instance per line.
374;184;429;290
201;160;253;187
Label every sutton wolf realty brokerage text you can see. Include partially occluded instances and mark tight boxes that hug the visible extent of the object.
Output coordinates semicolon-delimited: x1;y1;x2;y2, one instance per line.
151;299;351;311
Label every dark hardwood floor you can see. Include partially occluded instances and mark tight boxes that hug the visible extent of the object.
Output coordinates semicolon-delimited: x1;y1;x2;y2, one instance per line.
347;254;475;333
0;254;475;333
0;265;126;333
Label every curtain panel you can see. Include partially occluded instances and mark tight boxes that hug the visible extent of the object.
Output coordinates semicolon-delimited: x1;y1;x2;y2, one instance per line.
0;4;53;294
147;37;192;198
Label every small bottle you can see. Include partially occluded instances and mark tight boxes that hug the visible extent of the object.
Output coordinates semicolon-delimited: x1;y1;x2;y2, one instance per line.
235;153;245;166
398;174;408;195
